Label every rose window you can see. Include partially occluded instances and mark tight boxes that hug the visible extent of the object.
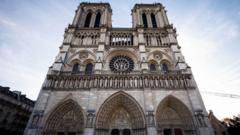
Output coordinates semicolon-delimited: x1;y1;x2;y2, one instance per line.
109;55;134;73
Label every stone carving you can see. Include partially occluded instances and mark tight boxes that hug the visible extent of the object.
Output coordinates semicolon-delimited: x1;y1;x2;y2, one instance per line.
195;110;207;127
146;111;155;127
111;108;131;129
109;55;134;73
86;110;95;128
30;110;44;128
44;73;194;90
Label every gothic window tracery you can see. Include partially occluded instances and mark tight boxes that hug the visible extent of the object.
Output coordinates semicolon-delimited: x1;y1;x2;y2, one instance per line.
109;55;134;73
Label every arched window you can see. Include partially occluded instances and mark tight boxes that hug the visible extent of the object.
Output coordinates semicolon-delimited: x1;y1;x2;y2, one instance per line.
72;63;79;73
94;12;101;27
84;12;92;27
162;63;169;73
151;13;157;28
85;63;93;75
150;63;157;71
142;13;148;28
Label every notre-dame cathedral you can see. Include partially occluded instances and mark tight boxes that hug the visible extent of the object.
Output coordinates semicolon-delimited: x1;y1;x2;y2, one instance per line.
24;2;213;135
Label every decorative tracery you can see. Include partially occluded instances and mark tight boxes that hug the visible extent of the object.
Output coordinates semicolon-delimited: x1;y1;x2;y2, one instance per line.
109;55;134;73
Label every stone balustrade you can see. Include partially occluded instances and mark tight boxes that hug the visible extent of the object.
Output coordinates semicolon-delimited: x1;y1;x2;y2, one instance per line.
43;71;194;90
69;28;175;47
109;29;134;46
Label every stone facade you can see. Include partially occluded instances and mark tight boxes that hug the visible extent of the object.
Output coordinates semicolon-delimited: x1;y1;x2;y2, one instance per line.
24;2;214;135
208;111;228;135
0;86;35;135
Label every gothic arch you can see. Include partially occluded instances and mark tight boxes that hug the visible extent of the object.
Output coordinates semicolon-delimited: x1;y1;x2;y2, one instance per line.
43;99;85;135
84;12;92;27
95;91;146;135
156;95;196;134
94;12;101;27
66;50;97;65
146;50;172;63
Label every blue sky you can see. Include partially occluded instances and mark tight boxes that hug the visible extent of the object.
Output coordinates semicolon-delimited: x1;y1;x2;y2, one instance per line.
0;0;240;119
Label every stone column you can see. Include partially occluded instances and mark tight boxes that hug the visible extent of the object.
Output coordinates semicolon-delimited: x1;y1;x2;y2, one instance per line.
161;8;169;25
103;8;108;26
90;13;96;28
94;28;106;74
137;28;148;72
157;9;164;28
146;13;153;28
137;9;141;26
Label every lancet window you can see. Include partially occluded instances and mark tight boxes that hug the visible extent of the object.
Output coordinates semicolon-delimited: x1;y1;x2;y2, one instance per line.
72;63;79;73
151;13;157;28
94;12;101;27
142;13;148;28
84;12;92;27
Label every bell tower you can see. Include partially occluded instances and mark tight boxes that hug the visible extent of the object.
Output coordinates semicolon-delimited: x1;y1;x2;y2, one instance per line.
132;3;169;28
72;2;112;28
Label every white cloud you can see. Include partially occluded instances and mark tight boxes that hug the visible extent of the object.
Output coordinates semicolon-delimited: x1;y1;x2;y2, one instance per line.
169;2;240;119
0;16;16;27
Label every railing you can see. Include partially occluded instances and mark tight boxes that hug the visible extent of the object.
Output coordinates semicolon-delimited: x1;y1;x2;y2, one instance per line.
43;71;194;90
109;29;134;46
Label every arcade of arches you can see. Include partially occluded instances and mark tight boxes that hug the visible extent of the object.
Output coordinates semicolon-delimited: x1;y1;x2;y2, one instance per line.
42;93;196;135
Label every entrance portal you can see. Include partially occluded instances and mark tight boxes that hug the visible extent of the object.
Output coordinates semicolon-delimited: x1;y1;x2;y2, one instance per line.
95;92;145;135
43;99;84;135
156;96;195;135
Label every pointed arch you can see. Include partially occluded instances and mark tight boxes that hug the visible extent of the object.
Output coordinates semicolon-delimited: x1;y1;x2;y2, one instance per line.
85;63;93;75
72;63;80;73
151;13;157;28
43;99;84;135
142;13;148;28
94;12;101;27
84;12;92;27
95;91;146;135
156;95;195;134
